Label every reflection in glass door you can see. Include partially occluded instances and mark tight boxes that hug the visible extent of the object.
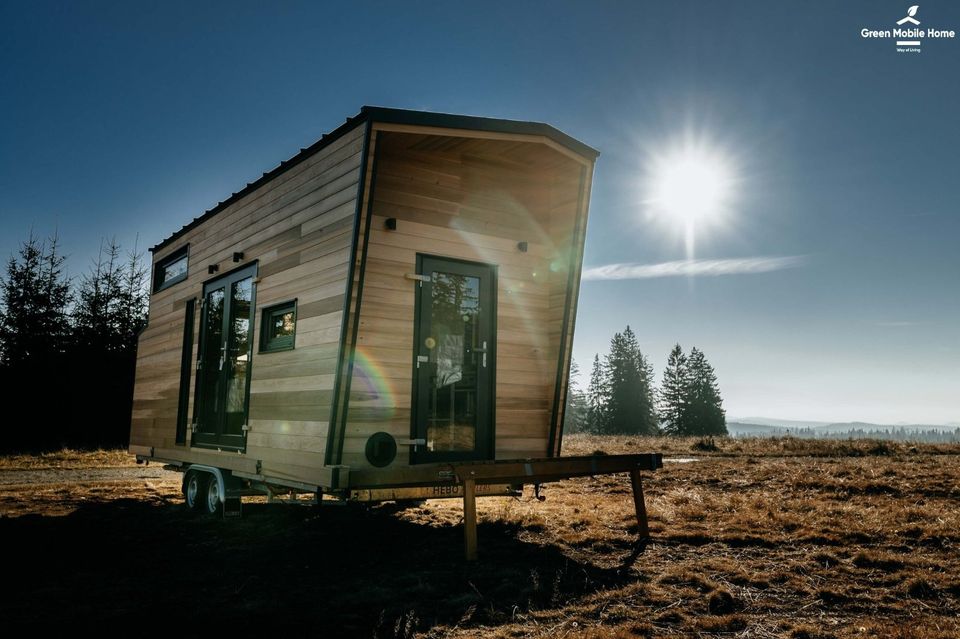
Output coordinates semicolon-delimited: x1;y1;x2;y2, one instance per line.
192;263;256;452
412;256;495;463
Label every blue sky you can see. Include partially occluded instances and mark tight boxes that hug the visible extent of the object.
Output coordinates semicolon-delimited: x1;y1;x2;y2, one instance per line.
2;1;957;423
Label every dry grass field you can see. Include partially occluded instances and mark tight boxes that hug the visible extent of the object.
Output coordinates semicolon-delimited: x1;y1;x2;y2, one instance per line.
1;436;958;636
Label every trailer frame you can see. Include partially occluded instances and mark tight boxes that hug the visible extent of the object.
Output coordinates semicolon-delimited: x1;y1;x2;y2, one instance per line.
141;451;662;560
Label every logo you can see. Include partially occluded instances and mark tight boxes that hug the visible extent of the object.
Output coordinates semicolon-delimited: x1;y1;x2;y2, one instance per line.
860;5;956;54
896;5;920;27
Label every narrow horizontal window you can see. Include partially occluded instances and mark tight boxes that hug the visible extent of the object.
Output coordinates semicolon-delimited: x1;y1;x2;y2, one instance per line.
260;300;297;353
153;245;189;293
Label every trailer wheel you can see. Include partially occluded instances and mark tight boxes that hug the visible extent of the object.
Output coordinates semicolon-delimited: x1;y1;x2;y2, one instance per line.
184;471;205;513
203;474;223;517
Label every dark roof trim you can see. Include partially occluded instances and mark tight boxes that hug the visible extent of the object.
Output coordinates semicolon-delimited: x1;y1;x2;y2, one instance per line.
360;106;600;161
151;106;598;253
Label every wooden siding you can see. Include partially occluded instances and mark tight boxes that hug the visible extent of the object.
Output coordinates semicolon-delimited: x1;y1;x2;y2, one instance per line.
130;122;366;481
340;129;589;470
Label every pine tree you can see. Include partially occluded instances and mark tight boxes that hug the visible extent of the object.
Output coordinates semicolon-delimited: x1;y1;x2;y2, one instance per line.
73;238;147;353
586;354;607;434
70;237;149;447
685;347;727;435
118;238;149;347
659;343;690;435
0;232;72;368
604;326;658;435
73;239;123;352
563;358;590;433
623;326;659;434
0;232;72;450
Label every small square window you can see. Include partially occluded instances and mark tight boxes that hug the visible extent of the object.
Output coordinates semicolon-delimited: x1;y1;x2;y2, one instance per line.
260;300;297;353
153;245;189;293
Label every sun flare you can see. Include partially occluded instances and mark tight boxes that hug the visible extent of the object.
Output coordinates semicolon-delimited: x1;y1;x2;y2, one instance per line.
644;135;738;257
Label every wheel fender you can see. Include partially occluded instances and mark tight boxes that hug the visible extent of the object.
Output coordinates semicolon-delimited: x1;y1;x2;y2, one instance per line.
184;465;226;504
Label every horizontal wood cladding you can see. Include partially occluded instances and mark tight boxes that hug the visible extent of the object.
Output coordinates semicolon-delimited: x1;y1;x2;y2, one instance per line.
340;129;586;472
130;122;366;468
133;117;593;489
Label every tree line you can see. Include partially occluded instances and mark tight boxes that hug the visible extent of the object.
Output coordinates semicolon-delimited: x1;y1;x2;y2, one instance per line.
0;232;148;451
564;326;727;437
771;427;960;444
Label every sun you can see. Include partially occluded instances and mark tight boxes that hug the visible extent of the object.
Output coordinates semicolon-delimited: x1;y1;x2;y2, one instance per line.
650;149;733;225
644;135;738;256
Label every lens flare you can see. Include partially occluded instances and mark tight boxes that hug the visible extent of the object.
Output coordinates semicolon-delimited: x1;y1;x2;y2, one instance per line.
349;348;398;420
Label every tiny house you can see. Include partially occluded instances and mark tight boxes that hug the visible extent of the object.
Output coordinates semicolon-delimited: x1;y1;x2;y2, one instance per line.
130;107;660;557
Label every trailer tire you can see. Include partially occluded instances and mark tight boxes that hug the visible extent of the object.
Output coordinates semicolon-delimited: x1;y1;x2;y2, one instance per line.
203;473;223;518
184;471;205;513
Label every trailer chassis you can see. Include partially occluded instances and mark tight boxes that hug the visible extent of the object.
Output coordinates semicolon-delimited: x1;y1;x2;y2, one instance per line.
139;452;663;560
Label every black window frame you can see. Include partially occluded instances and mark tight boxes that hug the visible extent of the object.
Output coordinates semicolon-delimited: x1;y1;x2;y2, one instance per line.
153;244;190;293
259;299;297;353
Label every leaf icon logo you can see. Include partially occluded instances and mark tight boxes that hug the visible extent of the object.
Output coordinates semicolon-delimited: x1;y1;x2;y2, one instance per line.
907;5;919;17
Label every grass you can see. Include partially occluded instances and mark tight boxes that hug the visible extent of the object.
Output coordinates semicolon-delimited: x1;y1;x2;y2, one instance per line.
0;446;134;470
1;436;959;636
562;433;960;457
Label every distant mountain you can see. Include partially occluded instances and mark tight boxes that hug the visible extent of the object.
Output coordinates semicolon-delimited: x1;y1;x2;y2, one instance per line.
730;417;831;429
725;418;959;442
731;417;957;432
726;422;792;437
812;421;958;434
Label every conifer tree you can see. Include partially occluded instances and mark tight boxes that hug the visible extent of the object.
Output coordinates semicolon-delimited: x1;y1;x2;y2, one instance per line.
659;343;690;435
586;354;607;434
685;347;727;435
563;358;589;433
604;326;658;435
118;238;149;346
73;238;147;352
73;239;123;351
71;238;149;447
0;232;71;368
623;326;659;434
0;233;72;450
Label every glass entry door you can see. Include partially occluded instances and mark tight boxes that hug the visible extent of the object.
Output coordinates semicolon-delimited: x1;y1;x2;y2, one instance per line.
192;263;256;452
412;256;496;463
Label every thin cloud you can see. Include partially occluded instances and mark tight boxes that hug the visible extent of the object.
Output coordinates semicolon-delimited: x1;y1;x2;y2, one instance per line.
582;256;806;280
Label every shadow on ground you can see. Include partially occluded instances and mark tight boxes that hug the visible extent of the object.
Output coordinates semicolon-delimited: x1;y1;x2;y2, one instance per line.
0;499;643;634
